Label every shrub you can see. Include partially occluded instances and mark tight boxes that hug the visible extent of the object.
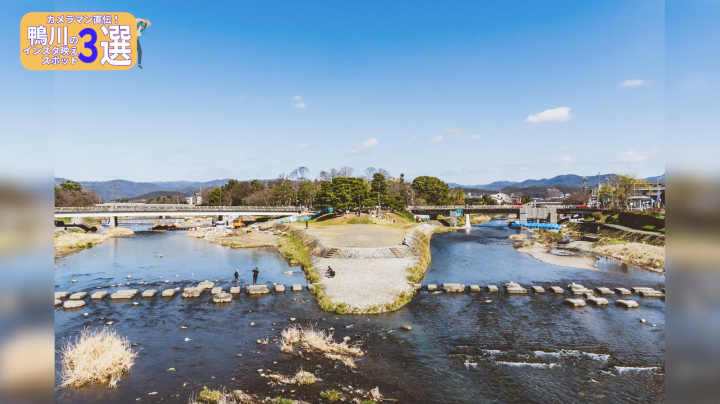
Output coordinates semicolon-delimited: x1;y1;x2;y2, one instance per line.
59;327;137;388
272;397;294;404
198;388;223;402
293;369;317;385
591;212;603;220
320;389;344;402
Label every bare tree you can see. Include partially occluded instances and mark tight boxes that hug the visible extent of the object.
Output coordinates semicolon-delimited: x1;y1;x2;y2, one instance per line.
363;167;377;181
297;166;310;181
377;168;391;179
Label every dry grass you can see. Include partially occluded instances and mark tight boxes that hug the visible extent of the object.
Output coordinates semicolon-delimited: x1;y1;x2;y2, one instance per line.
104;227;134;236
59;327;137;388
280;324;363;357
593;242;665;270
268;368;317;385
324;353;356;369
509;234;527;241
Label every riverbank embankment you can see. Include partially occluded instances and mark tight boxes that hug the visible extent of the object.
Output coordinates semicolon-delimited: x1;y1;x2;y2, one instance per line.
274;221;441;314
515;222;665;272
54;227;134;258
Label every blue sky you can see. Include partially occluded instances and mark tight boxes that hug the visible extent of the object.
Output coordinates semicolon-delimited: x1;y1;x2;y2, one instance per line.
2;1;668;184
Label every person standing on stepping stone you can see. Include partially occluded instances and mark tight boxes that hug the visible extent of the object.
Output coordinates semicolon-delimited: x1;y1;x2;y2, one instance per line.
234;269;239;285
252;267;259;285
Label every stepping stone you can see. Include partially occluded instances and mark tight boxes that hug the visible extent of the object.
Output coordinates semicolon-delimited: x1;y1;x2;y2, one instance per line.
595;287;613;295
55;292;69;299
291;284;302;292
571;288;593;296
213;292;232;303
486;285;498;292
581;291;595;299
469;285;481;292
142;290;158;298
615;299;639;308
110;289;138;300
162;288;177;297
91;291;108;299
504;282;521;289
426;284;438;292
63;300;85;309
531;286;545;293
615;287;631;295
564;298;586;307
550;286;564;294
442;283;464;293
246;285;270;295
631;287;655;294
211;287;222;295
587;297;609;306
567;283;586;291
69;292;87;300
197;281;214;291
230;286;241;294
506;287;528;294
55;299;62;306
639;290;664;298
181;287;202;298
275;285;286;293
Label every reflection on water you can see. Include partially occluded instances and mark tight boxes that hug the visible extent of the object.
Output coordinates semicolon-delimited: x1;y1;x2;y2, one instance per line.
55;221;664;403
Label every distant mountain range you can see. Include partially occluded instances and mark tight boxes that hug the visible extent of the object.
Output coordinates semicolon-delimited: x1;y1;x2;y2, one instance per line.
57;172;665;201
54;178;232;200
449;173;665;191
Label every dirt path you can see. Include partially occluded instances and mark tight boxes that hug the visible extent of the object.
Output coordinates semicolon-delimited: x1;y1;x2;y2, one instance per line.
301;224;410;248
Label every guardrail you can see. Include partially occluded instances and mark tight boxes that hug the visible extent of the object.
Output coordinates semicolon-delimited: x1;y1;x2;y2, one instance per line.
55;205;301;213
407;205;606;210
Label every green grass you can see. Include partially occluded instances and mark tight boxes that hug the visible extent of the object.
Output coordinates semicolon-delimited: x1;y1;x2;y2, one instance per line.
320;389;344;402
347;216;373;225
406;231;431;283
272;397;294;404
74;241;94;249
277;234;318;283
198;388;223;402
361;401;378;404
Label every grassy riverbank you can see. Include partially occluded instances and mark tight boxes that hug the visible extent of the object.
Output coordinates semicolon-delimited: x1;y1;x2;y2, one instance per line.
54;227;134;258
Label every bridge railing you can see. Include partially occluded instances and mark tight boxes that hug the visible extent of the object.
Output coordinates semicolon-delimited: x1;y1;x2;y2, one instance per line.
55;205;301;213
407;205;604;210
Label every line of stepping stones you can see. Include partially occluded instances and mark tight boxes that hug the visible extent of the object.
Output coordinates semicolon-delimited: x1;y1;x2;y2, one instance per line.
55;280;316;309
407;281;664;309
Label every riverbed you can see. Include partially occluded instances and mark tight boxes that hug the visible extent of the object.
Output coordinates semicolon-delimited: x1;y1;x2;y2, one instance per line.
54;221;664;403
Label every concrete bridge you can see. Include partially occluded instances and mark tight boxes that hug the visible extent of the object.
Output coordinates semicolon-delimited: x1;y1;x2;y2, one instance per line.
55;205;303;227
407;205;611;225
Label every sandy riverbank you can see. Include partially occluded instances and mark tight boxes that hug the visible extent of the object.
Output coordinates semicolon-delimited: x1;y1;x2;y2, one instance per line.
54;227;134;259
189;227;280;249
516;243;599;271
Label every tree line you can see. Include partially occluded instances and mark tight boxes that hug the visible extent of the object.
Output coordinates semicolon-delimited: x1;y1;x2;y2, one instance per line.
54;181;101;207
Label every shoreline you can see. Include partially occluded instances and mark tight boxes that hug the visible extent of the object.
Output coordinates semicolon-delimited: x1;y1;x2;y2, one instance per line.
516;243;600;271
54;227;134;259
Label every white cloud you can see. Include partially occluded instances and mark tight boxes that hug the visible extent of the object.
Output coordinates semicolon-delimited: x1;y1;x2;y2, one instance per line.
470;134;481;141
361;138;379;148
429;135;443;143
619;79;646;88
292;95;307;108
526;107;572;123
552;155;576;165
347;138;379;154
614;147;660;163
444;128;465;139
296;143;309;149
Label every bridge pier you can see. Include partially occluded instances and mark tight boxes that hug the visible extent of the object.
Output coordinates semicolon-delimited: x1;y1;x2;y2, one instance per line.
464;213;471;228
109;216;117;228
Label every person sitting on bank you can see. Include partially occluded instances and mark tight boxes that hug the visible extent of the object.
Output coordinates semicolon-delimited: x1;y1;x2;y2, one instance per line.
325;266;335;278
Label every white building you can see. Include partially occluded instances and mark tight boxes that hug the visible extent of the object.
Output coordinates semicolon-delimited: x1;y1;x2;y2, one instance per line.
490;192;511;204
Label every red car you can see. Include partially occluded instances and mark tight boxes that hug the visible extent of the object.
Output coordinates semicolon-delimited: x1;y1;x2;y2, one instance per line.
576;205;589;209
514;202;523;206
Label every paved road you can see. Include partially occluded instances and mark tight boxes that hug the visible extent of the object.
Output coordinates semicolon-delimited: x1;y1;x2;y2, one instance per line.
603;223;664;236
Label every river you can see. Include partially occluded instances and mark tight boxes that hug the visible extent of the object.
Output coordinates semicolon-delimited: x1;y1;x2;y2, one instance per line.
54;219;664;403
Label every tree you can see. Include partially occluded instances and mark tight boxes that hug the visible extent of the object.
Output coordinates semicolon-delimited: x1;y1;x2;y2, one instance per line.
481;194;498;205
298;180;319;208
54;181;101;207
59;180;82;193
613;174;648;210
450;189;465;204
564;191;591;205
314;177;369;212
208;188;223;206
250;180;265;194
370;173;389;206
521;195;533;204
412;176;450;205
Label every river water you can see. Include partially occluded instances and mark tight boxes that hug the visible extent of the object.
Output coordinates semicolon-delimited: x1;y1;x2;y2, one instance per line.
55;220;664;403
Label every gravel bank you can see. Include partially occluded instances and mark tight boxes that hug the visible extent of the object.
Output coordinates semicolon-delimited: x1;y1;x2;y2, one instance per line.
312;256;418;311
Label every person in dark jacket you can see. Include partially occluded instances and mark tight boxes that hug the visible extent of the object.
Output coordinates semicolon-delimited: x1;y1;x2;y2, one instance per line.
252;267;259;285
234;269;239;285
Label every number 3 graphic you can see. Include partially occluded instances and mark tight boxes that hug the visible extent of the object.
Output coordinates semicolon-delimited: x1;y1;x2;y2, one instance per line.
78;28;97;63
